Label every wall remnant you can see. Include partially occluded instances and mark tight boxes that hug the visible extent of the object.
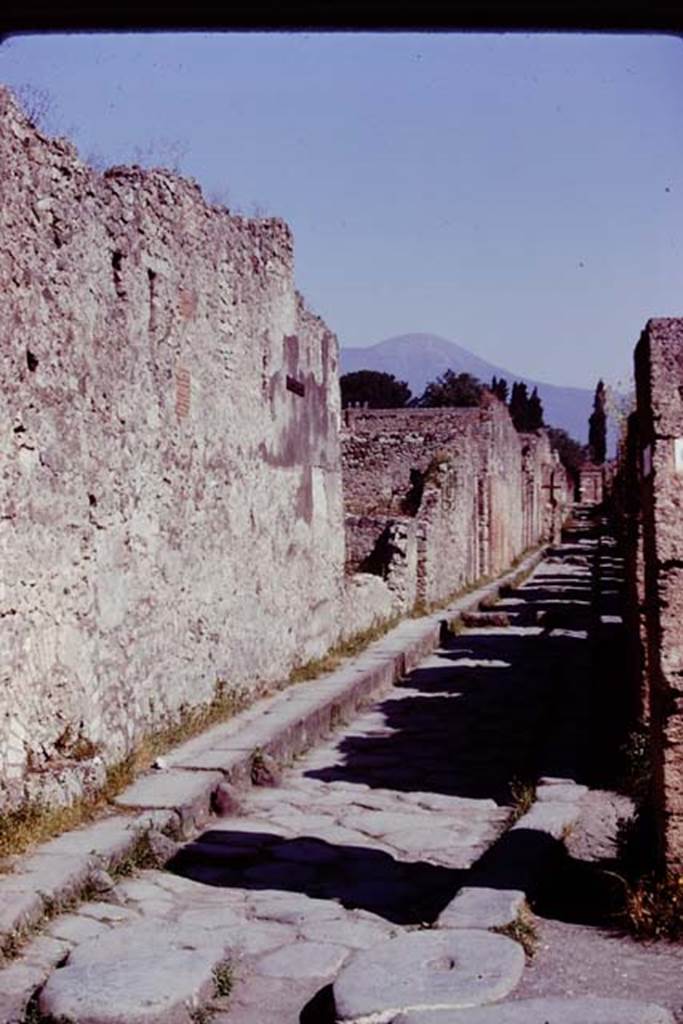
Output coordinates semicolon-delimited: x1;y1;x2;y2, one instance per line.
341;399;571;613
578;463;604;504
0;88;346;812
0;86;573;817
623;317;683;870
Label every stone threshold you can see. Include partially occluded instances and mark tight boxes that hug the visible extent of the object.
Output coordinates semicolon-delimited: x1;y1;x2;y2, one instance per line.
0;546;545;959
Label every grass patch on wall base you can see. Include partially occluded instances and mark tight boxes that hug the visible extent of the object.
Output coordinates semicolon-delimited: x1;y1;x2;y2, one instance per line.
0;678;249;863
288;614;403;684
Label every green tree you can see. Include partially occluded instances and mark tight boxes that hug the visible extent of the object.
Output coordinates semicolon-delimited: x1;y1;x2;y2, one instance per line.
508;381;544;432
490;376;509;403
418;370;484;408
526;387;545;430
508;381;529;430
340;370;412;409
588;379;607;464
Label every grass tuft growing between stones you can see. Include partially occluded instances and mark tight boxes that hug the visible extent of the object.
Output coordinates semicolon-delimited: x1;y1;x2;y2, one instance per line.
189;1008;215;1024
622;872;683;942
494;902;539;959
213;959;234;998
508;777;536;822
618;725;652;804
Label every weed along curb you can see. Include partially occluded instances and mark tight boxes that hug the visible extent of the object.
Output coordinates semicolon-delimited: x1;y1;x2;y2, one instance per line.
0;547;545;970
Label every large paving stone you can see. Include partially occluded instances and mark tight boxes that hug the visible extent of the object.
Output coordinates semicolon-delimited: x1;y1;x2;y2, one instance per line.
0;887;44;943
0;935;69;1024
512;801;581;840
299;915;395;949
333;929;525;1023
437;888;526;929
255;939;350;979
535;784;588;803
38;920;232;1024
392;997;675;1023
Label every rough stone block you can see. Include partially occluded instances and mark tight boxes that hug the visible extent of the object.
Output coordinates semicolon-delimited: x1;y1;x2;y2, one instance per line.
437;887;526;930
393;996;675;1023
114;770;223;831
38;920;232;1024
333;929;524;1023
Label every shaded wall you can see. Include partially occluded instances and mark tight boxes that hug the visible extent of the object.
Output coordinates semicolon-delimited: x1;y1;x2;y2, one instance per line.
629;318;683;870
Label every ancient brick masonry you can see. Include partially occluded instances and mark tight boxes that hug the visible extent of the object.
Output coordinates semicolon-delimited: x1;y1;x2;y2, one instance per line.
624;318;683;870
342;399;571;611
0;88;346;811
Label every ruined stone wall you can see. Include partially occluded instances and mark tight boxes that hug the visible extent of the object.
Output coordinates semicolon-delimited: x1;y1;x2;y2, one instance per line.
579;465;604;504
341;400;565;609
616;413;650;725
520;434;572;548
631;318;683;870
0;89;345;811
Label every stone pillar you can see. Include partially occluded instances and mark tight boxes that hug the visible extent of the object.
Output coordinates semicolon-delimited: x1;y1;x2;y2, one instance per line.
634;317;683;871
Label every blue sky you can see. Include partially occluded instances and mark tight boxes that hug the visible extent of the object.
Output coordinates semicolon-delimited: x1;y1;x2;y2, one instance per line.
1;31;681;388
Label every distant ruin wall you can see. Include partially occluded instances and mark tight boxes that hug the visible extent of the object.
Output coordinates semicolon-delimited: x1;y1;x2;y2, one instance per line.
0;89;346;811
579;464;605;504
628;318;683;870
341;402;570;610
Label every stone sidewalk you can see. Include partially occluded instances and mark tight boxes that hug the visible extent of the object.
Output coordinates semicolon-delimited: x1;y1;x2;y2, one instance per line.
1;512;676;1023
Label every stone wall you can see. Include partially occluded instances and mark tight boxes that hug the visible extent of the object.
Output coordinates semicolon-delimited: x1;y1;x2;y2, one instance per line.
579;464;605;504
341;399;570;611
627;318;683;870
0;88;346;811
0;84;575;817
614;412;650;725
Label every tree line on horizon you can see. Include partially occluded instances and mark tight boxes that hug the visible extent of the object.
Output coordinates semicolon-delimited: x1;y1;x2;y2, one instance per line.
340;368;607;480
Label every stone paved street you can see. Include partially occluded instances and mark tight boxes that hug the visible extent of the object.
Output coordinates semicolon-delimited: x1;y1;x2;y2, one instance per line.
3;513;679;1023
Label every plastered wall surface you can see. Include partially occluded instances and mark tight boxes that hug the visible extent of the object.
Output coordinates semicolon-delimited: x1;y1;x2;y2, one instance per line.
0;89;345;810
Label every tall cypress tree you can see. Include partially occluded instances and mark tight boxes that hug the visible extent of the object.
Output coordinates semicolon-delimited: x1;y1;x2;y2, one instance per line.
509;381;529;431
526;387;544;430
588;379;607;464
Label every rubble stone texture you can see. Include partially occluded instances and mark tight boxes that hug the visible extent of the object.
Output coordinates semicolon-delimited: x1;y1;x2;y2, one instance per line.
632;317;683;869
0;84;570;819
341;405;571;610
0;87;346;811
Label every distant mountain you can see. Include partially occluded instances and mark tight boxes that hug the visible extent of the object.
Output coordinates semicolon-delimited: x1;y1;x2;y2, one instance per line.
341;333;592;444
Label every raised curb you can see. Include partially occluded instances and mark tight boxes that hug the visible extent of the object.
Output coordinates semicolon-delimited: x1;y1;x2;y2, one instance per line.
0;810;178;956
0;547;544;960
393;997;675;1023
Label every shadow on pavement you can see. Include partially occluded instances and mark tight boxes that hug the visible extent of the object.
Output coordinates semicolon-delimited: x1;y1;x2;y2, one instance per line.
168;829;466;924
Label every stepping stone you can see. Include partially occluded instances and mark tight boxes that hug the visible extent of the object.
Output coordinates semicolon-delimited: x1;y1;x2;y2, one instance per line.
38;920;232;1024
536;783;588;803
437;888;526;929
333;929;524;1023
393;996;675;1023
